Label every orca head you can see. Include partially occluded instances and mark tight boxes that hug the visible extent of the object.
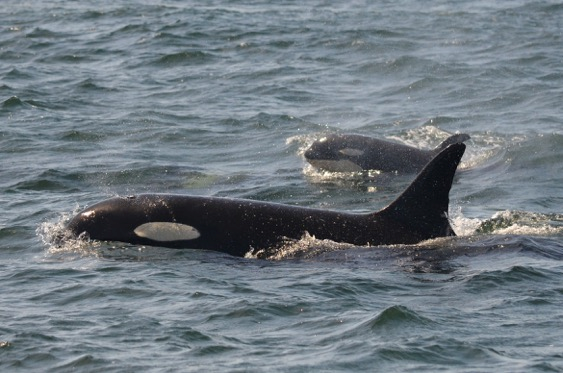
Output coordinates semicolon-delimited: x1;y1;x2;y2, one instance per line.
66;195;201;246
304;135;365;172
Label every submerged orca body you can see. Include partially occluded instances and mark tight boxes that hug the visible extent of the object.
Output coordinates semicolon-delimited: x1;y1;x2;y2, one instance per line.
67;143;466;257
304;133;470;173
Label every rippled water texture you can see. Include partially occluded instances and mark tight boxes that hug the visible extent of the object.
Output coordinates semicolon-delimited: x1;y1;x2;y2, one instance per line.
1;1;563;372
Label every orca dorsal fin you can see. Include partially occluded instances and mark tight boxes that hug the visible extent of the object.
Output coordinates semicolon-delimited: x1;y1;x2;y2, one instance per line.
378;143;466;240
435;134;470;153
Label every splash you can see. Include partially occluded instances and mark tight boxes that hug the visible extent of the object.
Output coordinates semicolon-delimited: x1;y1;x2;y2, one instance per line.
286;132;321;157
389;125;513;171
36;208;104;259
302;162;388;190
450;207;484;237
451;207;563;237
387;125;457;150
476;210;563;236
245;232;356;260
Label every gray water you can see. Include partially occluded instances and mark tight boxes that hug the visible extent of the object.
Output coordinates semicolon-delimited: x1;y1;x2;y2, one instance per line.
1;1;563;371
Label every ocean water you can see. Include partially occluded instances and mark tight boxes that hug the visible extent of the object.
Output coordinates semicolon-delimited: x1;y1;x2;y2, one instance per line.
1;0;563;371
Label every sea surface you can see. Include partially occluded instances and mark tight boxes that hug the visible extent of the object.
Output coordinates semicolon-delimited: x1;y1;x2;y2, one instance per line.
1;1;563;371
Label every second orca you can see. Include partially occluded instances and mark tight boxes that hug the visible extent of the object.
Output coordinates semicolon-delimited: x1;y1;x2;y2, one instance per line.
305;133;470;173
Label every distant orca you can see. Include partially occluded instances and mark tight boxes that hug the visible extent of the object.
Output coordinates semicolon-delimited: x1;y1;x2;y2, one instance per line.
304;133;470;173
66;143;466;257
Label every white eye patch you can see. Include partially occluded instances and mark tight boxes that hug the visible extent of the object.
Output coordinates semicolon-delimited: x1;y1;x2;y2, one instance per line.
134;222;201;242
338;148;364;157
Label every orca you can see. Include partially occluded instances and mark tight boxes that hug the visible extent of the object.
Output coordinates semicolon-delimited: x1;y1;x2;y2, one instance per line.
66;143;466;257
304;133;470;173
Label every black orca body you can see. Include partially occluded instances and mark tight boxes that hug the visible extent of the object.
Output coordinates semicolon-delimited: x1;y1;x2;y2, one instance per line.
304;133;470;173
67;143;466;257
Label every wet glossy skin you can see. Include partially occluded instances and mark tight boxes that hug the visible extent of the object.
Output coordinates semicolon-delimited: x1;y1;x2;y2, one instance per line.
67;144;466;257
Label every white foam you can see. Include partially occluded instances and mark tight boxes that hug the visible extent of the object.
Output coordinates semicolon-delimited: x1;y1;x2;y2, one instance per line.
306;159;363;173
451;208;563;237
245;232;354;260
37;207;103;259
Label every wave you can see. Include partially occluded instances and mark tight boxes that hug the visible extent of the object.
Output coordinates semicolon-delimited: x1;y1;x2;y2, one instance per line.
474;210;563;236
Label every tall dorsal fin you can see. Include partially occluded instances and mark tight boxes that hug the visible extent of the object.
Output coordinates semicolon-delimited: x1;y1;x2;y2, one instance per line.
378;143;466;239
435;134;470;153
